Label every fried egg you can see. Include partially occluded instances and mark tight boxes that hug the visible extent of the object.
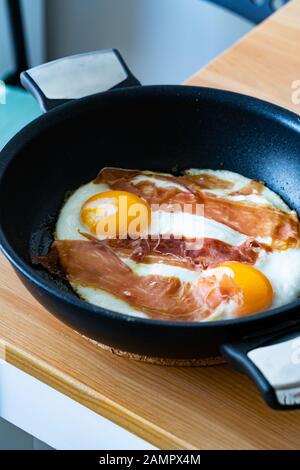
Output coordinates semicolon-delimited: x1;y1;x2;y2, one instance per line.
55;168;300;321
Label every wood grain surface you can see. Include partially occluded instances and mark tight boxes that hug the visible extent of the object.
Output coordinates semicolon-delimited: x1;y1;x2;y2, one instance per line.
1;0;300;450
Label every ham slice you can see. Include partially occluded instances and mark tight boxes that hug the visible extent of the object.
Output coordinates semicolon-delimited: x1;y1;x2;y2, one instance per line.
95;168;300;249
36;240;242;321
86;236;264;270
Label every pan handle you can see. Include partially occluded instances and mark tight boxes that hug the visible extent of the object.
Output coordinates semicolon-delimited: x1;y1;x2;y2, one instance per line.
20;49;141;113
222;319;300;410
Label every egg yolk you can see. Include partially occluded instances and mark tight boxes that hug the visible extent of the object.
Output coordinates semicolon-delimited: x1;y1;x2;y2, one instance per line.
81;191;151;239
218;262;274;316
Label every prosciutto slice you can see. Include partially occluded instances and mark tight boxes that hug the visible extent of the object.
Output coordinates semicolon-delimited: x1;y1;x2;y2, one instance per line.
87;236;264;270
37;240;242;321
95;168;300;249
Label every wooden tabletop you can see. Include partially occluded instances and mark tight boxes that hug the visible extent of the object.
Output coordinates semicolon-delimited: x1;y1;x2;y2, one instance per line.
187;0;300;115
1;0;300;450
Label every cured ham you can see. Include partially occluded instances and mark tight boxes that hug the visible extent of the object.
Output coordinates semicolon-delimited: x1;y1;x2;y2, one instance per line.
37;240;242;321
95;168;300;249
81;236;264;270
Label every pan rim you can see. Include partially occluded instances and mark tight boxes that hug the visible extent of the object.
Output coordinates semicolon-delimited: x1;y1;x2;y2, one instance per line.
0;85;300;329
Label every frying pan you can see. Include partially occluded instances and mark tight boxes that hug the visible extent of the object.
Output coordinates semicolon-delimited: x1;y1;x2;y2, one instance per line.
0;50;300;410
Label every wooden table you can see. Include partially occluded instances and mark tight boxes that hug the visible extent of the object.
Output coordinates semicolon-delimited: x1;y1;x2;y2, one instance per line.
1;0;300;450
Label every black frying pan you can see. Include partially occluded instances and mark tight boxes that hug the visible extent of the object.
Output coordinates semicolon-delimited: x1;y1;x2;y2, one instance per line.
0;50;300;410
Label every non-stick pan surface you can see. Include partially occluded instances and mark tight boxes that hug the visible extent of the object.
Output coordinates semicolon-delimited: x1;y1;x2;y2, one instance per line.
0;51;300;408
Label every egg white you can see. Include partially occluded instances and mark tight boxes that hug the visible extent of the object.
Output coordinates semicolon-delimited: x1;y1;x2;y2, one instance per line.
256;249;300;308
56;169;300;321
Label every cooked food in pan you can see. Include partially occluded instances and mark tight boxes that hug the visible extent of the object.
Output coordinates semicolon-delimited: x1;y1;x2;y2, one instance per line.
37;167;300;322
